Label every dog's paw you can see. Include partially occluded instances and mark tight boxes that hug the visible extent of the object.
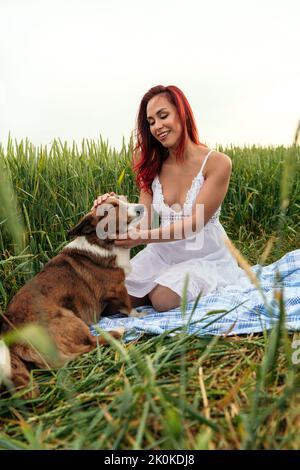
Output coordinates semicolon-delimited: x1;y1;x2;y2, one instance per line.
128;308;144;318
112;327;125;337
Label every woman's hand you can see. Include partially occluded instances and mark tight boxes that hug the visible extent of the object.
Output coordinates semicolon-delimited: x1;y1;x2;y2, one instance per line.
114;227;148;249
91;192;117;211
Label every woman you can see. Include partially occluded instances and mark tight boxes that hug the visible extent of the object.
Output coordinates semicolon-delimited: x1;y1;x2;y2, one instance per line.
93;85;251;312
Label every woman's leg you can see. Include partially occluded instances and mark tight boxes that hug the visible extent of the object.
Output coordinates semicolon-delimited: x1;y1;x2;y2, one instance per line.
148;285;181;312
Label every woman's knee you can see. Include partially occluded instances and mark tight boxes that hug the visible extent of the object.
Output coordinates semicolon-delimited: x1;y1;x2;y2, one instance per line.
149;285;181;312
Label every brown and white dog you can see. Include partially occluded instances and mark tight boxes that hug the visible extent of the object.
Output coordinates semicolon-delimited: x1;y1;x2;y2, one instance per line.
0;196;144;397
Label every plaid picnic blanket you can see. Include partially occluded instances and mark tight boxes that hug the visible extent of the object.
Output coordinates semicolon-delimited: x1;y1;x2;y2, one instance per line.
91;249;300;342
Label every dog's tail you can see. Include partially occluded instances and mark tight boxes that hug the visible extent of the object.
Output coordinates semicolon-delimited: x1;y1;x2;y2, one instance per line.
0;340;11;384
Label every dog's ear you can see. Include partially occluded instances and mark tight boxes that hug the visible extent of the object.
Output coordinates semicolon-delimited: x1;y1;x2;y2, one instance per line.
68;214;95;238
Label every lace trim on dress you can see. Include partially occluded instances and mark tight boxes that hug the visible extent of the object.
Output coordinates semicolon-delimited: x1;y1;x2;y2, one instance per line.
152;173;221;225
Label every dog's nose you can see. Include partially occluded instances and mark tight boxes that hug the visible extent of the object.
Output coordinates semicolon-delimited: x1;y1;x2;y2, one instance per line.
135;205;144;217
127;203;145;220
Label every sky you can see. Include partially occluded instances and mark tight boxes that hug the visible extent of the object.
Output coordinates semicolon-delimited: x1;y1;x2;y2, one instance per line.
0;0;299;150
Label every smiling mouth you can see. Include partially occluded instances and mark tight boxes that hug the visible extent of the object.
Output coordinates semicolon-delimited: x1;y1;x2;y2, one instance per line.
158;131;170;141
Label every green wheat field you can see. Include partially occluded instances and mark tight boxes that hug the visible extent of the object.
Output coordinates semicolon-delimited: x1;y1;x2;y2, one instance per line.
0;134;299;450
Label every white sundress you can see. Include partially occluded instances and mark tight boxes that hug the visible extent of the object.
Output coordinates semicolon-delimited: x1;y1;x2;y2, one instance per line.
125;150;252;303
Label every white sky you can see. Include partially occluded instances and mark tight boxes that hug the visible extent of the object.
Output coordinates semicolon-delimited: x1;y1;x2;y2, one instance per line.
0;0;299;150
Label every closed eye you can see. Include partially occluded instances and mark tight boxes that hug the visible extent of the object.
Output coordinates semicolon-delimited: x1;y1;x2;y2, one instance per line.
148;114;168;126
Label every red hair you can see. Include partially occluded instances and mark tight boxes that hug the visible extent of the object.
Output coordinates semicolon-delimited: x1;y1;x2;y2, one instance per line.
132;85;207;193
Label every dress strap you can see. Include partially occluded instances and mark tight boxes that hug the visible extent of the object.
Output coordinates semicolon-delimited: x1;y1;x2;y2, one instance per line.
199;149;215;175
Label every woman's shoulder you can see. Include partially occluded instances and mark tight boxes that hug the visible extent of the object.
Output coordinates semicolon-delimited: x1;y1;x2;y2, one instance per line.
202;149;232;180
206;149;232;170
209;149;231;163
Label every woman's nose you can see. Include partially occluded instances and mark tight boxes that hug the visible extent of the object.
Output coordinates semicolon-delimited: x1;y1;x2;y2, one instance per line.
154;121;163;133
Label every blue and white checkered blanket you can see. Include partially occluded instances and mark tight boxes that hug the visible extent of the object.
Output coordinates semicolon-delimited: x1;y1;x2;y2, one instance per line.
91;249;300;342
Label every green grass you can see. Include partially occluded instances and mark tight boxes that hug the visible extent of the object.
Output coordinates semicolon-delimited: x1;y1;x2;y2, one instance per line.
0;135;299;449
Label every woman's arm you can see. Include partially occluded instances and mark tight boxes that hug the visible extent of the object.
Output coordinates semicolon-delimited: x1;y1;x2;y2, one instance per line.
137;189;153;230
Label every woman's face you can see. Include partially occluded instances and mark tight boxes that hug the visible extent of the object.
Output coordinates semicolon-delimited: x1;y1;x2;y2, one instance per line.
146;93;183;149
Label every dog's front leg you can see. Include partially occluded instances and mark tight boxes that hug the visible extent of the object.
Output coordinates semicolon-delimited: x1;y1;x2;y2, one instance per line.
104;285;144;318
8;350;40;399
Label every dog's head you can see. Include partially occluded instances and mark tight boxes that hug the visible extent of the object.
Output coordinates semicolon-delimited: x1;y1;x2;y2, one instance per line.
68;196;144;244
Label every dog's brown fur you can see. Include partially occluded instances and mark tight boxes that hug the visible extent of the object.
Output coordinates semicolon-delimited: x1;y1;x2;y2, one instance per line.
0;196;144;397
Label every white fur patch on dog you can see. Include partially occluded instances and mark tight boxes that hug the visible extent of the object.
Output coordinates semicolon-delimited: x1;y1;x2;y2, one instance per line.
65;237;132;274
0;340;11;381
65;237;113;258
112;247;132;275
